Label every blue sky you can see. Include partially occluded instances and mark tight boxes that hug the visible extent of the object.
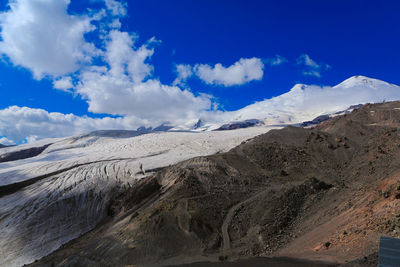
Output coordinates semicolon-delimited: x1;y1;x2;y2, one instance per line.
124;0;400;109
0;0;399;144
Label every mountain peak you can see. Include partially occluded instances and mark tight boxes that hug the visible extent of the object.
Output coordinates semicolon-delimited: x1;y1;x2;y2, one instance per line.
288;83;308;93
336;75;393;88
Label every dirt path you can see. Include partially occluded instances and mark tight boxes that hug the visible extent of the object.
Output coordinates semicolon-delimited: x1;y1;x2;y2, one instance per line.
221;189;268;252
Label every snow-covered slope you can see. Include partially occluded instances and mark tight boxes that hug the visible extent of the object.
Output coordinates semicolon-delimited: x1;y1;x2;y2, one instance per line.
0;126;279;267
199;76;400;128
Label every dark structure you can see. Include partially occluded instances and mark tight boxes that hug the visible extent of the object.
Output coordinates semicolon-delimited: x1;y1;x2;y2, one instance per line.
379;236;400;267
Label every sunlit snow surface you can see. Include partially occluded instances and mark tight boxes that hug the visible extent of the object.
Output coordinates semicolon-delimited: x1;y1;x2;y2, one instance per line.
0;127;279;267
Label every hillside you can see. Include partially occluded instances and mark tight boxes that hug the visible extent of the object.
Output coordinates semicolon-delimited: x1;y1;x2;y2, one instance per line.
26;101;400;266
0;126;278;267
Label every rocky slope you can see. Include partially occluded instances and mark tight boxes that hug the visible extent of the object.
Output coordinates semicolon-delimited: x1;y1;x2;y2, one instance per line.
26;101;400;266
0;127;277;267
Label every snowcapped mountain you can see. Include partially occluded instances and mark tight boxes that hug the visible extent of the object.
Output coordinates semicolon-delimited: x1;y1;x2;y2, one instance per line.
0;76;398;146
194;75;400;129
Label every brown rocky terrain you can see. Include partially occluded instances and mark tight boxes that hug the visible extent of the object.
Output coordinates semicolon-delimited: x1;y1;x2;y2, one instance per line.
28;101;400;266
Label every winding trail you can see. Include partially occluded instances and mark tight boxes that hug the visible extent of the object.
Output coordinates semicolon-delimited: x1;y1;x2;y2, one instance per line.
221;189;268;252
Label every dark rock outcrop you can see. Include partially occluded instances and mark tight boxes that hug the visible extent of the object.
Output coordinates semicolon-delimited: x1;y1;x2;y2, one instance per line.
0;143;51;163
216;119;264;131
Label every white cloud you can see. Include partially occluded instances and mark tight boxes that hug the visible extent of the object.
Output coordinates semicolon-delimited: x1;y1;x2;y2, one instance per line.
265;54;288;65
193;57;264;86
173;57;265;87
105;0;127;16
0;0;268;143
302;70;321;78
109;18;121;29
77;74;211;122
0;0;213;131
0;136;15;146
53;76;73;91
297;54;319;68
0;105;147;144
297;54;331;78
0;0;100;79
173;64;193;86
104;30;154;83
74;30;211;123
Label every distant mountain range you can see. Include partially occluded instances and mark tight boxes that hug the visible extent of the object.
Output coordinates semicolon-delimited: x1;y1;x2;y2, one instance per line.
139;75;400;132
1;75;400;147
